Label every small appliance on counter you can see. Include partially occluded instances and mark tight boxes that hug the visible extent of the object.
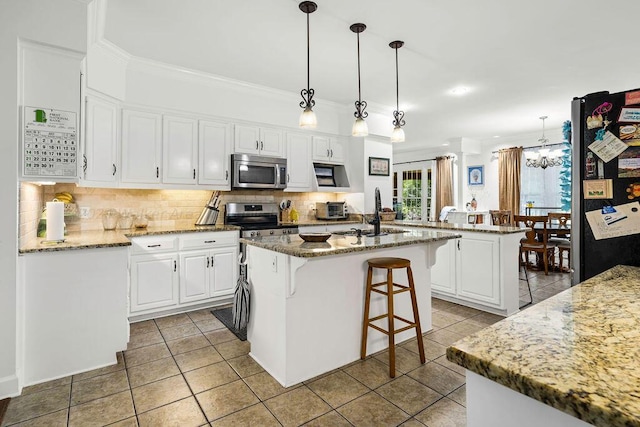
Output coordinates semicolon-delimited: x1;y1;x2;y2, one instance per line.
195;191;221;225
315;201;347;220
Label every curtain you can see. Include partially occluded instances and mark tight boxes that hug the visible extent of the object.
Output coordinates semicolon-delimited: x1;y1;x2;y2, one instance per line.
435;156;453;221
498;147;523;221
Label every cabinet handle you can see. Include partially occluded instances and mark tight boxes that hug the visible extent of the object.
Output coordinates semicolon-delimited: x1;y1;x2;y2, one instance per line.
330;149;333;158
327;149;330;157
260;141;264;150
287;173;290;183
82;154;87;175
193;169;196;179
225;170;229;181
256;140;259;150
174;260;177;272
156;166;159;178
147;244;161;248
112;163;116;176
207;257;210;268
204;240;216;243
457;240;460;250
210;256;214;266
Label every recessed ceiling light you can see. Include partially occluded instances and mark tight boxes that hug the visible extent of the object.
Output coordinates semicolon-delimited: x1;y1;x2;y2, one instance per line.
493;135;500;138
442;142;449;146
449;86;470;96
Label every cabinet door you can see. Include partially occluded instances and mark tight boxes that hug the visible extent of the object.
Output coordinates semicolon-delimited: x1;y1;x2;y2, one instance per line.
259;127;284;157
199;120;231;187
329;137;346;163
163;115;198;184
312;136;331;162
179;250;209;303
211;247;237;297
130;253;178;313
285;133;312;191
83;96;118;183
456;236;501;305
121;109;162;184
234;124;260;154
430;239;457;296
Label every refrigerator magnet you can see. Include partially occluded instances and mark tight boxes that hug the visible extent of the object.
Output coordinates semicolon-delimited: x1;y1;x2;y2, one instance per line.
625;90;640;106
583;179;613;199
626;183;640;200
618;107;640;123
588;131;628;162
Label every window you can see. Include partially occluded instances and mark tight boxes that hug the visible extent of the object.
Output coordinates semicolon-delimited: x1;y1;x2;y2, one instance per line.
393;165;432;220
520;157;562;215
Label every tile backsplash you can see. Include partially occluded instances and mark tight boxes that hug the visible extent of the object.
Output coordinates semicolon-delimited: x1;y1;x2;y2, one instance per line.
19;183;342;243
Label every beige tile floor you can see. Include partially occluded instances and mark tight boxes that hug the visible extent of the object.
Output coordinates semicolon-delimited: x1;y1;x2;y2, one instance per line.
2;269;570;427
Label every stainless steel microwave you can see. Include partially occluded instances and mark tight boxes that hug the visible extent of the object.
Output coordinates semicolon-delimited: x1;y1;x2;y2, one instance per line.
231;154;287;190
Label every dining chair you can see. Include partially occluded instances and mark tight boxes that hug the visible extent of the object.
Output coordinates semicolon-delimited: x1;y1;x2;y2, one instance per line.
547;212;571;272
514;215;554;275
489;210;512;226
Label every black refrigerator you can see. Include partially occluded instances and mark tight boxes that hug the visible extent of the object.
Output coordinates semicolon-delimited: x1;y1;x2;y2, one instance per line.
571;89;640;283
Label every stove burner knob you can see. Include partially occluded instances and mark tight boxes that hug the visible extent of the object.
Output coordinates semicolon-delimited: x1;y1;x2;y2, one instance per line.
255;231;261;237
250;231;256;237
270;230;274;235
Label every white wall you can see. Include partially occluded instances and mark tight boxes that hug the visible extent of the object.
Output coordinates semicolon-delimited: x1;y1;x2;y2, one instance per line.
460;128;564;212
0;0;86;398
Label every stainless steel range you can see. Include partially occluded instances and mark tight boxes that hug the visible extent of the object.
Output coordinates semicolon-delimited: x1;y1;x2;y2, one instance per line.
224;202;299;239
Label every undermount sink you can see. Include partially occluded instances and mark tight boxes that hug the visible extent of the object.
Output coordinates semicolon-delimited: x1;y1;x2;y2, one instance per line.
332;227;406;236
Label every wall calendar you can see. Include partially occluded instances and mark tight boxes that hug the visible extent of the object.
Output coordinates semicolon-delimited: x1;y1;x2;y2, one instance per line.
22;106;77;178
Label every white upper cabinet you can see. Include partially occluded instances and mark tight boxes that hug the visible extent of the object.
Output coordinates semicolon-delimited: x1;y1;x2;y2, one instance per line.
162;115;198;184
312;136;345;164
83;95;118;184
121;109;162;184
234;124;284;157
199;120;231;188
285;133;312;191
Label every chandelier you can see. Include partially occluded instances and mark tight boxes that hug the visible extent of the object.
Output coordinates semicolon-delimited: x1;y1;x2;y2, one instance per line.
389;40;405;143
298;1;318;129
525;116;563;169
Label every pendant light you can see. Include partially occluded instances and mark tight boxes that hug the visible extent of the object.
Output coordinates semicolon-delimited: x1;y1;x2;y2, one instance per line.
525;116;564;169
389;40;405;143
299;1;318;129
350;23;368;137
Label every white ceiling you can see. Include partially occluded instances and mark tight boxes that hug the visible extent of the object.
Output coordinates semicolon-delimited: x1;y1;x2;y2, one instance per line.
103;0;640;152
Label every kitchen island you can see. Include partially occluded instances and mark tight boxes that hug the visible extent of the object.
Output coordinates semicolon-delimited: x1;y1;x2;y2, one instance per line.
242;229;459;387
447;265;640;427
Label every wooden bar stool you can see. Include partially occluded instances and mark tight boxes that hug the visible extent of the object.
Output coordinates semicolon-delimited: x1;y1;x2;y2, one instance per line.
360;257;425;377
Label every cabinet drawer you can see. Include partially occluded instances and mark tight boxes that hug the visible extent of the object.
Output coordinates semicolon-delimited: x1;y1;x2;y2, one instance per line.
179;231;238;250
130;236;178;254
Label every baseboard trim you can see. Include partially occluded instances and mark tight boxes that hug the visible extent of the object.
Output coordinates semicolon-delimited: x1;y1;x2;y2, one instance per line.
0;375;20;400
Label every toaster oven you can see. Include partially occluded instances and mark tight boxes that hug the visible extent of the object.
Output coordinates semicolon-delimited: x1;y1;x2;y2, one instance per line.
315;202;347;220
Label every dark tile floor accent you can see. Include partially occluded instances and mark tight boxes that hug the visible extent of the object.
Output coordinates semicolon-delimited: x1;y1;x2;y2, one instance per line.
2;270;570;426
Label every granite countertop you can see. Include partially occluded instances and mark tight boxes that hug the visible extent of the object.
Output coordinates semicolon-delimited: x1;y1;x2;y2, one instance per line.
19;224;240;253
241;228;460;258
393;220;526;234
281;220;362;227
446;265;640;427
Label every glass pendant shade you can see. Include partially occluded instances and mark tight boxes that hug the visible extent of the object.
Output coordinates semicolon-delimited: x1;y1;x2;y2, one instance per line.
352;117;368;136
390;125;405;143
299;106;317;129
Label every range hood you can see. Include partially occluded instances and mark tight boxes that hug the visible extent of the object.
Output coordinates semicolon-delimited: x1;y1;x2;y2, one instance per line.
313;163;350;191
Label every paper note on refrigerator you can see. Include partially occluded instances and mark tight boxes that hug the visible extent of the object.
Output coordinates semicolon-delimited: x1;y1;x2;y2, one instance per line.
585;201;640;240
588;131;629;162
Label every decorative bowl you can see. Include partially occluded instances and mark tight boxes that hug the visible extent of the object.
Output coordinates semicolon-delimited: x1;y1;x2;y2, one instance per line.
380;212;397;221
299;232;332;242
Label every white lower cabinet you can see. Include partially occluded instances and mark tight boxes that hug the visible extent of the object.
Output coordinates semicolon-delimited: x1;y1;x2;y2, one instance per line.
180;247;236;303
130;253;179;312
129;231;238;317
426;229;522;315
